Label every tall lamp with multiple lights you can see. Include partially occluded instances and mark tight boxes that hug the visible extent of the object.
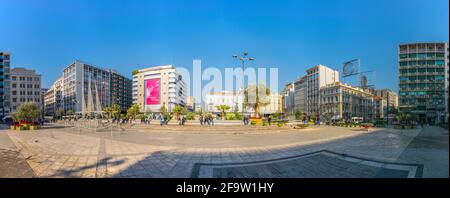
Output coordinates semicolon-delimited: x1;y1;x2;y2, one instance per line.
232;52;255;114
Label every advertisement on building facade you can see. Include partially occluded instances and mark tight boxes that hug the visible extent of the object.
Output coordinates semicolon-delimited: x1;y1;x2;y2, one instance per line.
145;78;160;105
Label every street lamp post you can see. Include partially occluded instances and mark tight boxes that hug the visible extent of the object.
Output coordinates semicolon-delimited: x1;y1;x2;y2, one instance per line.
232;52;255;115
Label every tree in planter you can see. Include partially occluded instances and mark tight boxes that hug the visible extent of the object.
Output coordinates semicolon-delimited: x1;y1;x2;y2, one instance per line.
12;102;41;124
216;105;230;120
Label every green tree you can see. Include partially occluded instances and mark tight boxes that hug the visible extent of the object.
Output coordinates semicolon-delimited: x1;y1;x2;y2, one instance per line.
294;109;304;120
243;82;271;115
160;103;168;114
126;104;140;121
66;109;74;116
132;70;140;75
173;105;184;120
216;105;230;119
55;107;65;120
111;104;121;120
12;102;41;123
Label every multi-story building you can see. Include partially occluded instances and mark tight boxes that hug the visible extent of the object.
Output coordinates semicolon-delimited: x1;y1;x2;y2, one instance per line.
398;42;449;124
305;65;340;116
10;68;42;113
294;75;307;114
373;96;387;120
368;88;398;120
132;65;186;113
319;82;374;122
62;61;111;114
110;70;132;112
204;91;242;114
44;76;63;117
0;52;11;118
282;82;295;115
41;88;48;116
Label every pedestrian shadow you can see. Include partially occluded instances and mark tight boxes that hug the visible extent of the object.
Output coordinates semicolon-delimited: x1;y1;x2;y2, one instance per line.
48;157;125;178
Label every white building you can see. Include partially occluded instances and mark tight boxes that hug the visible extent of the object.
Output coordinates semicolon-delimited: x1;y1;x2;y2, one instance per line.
282;82;295;115
132;65;186;113
204;91;243;113
259;93;282;115
305;65;339;116
44;76;63;116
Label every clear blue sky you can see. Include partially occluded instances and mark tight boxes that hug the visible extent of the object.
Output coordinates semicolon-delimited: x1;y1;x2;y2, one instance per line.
0;0;448;93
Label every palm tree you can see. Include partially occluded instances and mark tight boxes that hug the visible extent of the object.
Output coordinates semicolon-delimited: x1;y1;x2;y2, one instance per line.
216;105;230;119
243;82;270;116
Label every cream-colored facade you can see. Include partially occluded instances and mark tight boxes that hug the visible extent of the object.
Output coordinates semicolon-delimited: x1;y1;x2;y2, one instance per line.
319;82;374;122
44;76;63;116
132;65;186;113
260;93;283;114
10;67;42;112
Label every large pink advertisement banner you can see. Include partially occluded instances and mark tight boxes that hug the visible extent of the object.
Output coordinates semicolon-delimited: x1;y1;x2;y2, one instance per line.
145;78;160;105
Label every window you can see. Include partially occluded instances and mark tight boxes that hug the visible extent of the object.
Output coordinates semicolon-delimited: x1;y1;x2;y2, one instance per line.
418;68;426;73
427;68;435;72
427;53;435;58
12;83;16;88
400;76;408;81
436;60;444;65
408;53;417;58
399;61;408;66
408;68;416;73
436;53;445;58
12;76;16;81
408;61;417;66
417;53;426;59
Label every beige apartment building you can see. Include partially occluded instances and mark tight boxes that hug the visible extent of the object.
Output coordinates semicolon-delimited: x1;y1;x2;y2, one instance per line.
319;82;374;122
44;76;63;116
132;65;186;113
10;67;42;112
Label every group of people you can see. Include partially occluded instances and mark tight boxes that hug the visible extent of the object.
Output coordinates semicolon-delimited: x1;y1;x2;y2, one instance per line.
158;114;169;126
199;115;215;126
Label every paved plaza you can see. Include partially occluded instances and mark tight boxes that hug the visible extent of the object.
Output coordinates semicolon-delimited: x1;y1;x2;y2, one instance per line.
0;123;448;178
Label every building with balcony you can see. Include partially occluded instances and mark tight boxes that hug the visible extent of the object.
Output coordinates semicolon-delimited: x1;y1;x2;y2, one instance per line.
398;42;449;124
282;82;295;115
110;70;132;112
0;52;11;118
319;82;374;122
44;76;63;117
10;67;42;113
132;65;186;113
305;65;340;116
294;75;307;114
